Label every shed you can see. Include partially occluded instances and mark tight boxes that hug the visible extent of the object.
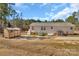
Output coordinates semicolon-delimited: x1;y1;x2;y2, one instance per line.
4;28;21;38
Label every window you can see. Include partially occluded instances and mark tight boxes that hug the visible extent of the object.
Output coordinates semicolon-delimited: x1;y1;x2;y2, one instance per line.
51;26;53;29
44;27;46;30
41;26;46;30
32;26;34;30
41;26;43;30
70;27;73;30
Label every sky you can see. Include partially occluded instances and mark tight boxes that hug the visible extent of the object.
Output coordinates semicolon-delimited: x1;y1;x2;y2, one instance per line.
13;3;79;21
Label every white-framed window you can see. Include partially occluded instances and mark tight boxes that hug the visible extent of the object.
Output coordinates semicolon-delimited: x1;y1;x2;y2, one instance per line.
51;26;53;29
41;26;46;30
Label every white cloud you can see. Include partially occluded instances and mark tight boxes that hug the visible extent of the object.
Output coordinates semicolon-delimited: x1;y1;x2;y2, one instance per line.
15;3;29;8
40;3;49;8
22;17;28;19
45;12;54;17
32;17;39;19
15;3;79;20
39;17;49;20
51;4;67;12
15;3;22;6
31;3;35;6
52;7;71;20
42;3;48;6
30;16;50;20
51;8;56;12
51;3;79;20
44;4;70;20
70;3;79;11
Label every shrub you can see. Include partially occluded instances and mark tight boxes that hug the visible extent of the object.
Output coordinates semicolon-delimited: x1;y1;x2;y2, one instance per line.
39;32;48;36
31;32;38;35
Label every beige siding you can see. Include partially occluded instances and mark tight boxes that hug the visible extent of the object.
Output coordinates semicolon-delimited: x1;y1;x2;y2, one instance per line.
29;26;74;35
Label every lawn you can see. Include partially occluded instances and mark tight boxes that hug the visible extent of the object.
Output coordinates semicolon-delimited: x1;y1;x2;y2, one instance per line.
0;37;79;56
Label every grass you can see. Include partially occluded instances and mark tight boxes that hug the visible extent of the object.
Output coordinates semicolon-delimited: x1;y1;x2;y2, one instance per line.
0;38;79;56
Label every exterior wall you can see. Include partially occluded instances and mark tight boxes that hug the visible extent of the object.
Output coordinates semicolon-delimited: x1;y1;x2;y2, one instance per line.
53;26;74;34
29;26;75;35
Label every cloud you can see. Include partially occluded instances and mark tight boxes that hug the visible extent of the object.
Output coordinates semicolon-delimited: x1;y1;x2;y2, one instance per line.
40;3;48;6
40;3;49;8
42;3;48;6
31;3;35;6
52;7;71;20
51;4;67;12
22;17;28;19
15;3;29;8
30;16;50;20
15;3;79;20
43;4;70;20
22;16;49;20
32;17;39;19
45;12;54;18
39;17;49;20
15;3;23;7
51;3;79;20
70;3;79;11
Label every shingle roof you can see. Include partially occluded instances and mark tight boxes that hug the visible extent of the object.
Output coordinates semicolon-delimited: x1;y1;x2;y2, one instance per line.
30;22;75;27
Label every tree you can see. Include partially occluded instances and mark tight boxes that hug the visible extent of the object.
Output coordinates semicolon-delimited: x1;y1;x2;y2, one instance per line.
44;20;48;22
11;13;21;27
72;12;78;24
0;3;16;27
51;19;64;22
51;19;55;22
36;19;41;22
66;11;78;24
55;19;64;22
72;12;77;18
66;16;75;24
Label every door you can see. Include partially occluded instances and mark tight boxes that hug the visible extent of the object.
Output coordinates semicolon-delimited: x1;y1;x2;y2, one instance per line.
57;31;64;36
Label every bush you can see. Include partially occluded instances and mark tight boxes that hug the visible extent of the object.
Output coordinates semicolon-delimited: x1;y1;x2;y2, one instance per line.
39;33;48;36
31;32;38;35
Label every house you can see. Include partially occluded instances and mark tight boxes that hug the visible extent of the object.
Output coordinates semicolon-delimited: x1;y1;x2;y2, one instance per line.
27;22;75;35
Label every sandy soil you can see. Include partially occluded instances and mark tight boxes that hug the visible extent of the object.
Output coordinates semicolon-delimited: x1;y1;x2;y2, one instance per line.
0;35;79;56
54;36;79;40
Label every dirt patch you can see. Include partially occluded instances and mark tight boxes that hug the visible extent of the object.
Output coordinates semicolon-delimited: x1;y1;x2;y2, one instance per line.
0;39;78;55
0;36;79;55
54;36;79;40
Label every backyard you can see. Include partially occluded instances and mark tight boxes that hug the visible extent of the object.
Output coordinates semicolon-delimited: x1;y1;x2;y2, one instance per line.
0;35;79;56
0;3;79;56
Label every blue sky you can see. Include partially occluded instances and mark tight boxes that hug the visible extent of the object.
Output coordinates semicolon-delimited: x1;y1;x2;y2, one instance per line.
13;3;79;21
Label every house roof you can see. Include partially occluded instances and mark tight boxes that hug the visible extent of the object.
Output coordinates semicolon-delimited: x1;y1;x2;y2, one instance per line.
30;22;75;27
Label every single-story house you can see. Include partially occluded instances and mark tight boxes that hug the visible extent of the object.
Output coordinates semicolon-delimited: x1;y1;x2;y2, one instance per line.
27;22;75;35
